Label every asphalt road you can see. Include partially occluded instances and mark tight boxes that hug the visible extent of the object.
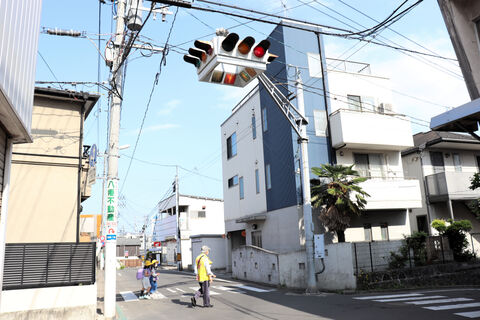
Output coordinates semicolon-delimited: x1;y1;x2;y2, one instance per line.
114;268;480;320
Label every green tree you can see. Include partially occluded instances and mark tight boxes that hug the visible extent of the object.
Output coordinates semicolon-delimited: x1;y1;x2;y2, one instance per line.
310;164;369;242
431;219;473;262
468;172;480;221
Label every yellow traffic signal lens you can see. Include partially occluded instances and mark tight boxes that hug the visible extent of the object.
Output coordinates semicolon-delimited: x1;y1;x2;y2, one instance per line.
238;36;255;55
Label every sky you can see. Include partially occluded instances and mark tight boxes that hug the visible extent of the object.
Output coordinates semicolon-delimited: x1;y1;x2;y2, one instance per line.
36;0;471;233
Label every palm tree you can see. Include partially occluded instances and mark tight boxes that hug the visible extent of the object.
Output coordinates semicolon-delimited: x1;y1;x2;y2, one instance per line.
310;164;369;242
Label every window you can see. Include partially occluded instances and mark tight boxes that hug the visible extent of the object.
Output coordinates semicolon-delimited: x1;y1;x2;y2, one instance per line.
307;52;322;78
347;95;362;111
313;109;327;136
228;175;238;188
362;96;376;112
252;114;257;139
353;153;385;178
251;230;262;248
197;211;206;218
453;153;462;172
380;223;389;241
430;151;445;173
416;216;429;234
227;132;237;159
262;108;268;132
364;224;372;242
255;169;260;194
239;176;244;199
265;164;271;190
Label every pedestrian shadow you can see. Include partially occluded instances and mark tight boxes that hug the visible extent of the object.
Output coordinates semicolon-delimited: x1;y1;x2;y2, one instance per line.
171;299;193;308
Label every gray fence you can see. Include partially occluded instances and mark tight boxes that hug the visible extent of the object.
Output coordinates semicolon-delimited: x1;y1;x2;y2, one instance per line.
3;242;96;290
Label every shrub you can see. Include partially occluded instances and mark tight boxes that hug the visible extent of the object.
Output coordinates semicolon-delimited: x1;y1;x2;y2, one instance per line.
431;219;474;262
388;231;428;269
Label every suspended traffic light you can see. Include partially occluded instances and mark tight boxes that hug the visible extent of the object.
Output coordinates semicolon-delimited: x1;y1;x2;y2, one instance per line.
183;54;200;68
238;36;255;55
188;48;206;62
194;40;213;55
224;73;236;85
221;33;239;52
254;40;271;58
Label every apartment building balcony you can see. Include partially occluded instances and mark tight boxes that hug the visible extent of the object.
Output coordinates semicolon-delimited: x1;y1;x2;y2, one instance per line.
359;177;422;210
425;171;480;203
329;109;414;151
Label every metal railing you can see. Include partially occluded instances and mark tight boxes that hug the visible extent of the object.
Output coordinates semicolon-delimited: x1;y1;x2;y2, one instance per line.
2;242;96;290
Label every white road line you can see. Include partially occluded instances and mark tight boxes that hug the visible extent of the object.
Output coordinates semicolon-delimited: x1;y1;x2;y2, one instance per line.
407;298;474;305
373;296;446;302
166;288;176;293
234;285;275;293
150;292;166;299
213;285;246;294
188;287;220;295
354;293;424;300
214;278;236;283
424;303;480;311
454;311;480;318
120;291;138;302
176;288;185;293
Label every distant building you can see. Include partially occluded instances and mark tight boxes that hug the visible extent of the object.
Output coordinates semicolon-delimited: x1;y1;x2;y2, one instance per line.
152;194;224;270
402;131;480;255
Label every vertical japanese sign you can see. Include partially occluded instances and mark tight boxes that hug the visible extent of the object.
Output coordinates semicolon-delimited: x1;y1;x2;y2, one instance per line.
106;179;118;241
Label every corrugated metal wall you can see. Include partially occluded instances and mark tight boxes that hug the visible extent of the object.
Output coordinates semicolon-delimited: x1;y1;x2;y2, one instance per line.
0;0;43;133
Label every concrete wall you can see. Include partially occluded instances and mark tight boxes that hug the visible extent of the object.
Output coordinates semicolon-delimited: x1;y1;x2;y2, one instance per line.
190;235;227;271
0;284;96;320
316;243;357;290
7;98;83;243
278;251;306;289
232;246;280;286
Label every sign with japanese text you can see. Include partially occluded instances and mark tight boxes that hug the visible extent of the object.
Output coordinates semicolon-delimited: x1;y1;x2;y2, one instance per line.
105;179;118;242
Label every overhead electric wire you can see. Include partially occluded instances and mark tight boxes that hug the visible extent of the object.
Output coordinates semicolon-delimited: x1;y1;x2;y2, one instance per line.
38;51;63;89
120;7;179;194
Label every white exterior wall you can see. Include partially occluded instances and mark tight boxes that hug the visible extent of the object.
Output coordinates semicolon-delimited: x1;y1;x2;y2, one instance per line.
191;236;227;270
327;70;394;113
0;0;42;140
221;88;267;231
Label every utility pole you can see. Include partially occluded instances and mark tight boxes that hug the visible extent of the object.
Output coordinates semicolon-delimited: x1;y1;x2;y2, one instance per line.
175;165;182;270
104;0;126;317
295;69;316;293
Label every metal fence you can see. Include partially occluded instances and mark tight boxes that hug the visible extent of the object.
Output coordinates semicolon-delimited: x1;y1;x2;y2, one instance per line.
2;242;96;290
353;235;480;275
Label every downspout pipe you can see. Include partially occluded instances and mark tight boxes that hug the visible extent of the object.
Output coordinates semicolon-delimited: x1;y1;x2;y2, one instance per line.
77;104;85;243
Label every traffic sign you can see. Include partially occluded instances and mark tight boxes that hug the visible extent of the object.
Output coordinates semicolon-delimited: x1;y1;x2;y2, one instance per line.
89;144;98;166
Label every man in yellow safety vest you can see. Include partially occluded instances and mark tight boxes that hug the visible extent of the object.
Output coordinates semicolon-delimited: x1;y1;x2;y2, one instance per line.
191;245;216;308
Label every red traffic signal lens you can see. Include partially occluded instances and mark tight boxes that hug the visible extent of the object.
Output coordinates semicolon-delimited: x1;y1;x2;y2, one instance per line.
253;39;271;58
221;33;239;52
183;55;200;68
224;73;236;85
238;36;255;55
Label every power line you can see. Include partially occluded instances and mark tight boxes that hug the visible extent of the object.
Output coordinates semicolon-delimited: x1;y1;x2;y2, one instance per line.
38;51;63;89
120;7;180;194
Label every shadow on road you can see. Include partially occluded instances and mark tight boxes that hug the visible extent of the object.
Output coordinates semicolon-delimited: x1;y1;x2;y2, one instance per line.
171;299;193;308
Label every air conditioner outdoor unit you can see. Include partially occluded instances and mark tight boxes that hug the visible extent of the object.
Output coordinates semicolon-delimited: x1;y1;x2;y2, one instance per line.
378;103;393;114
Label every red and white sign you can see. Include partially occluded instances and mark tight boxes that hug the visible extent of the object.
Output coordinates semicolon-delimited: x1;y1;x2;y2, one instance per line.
153;241;161;248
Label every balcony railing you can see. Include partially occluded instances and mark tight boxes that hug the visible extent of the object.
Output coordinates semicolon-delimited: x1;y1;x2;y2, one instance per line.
425;171;480;202
359;178;422;210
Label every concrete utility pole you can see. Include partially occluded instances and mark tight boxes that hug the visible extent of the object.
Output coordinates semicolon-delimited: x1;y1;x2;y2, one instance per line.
175;165;182;270
104;0;126;317
295;69;317;293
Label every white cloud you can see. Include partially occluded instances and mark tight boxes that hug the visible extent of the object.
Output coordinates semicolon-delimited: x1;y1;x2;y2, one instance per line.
157;99;181;116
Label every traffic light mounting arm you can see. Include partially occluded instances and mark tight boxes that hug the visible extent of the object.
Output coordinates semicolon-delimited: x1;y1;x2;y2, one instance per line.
257;73;308;139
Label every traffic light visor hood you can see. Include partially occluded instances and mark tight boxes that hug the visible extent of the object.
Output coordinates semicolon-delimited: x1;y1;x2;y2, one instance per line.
194;40;213;55
183;54;201;68
221;33;240;52
254;39;270;58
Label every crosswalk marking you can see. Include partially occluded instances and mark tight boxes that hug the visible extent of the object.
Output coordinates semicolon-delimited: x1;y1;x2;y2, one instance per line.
235;285;275;293
120;291;138;302
166;288;176;293
150;292;166;299
424;303;480;311
213;285;246;294
454;311;480;318
189;287;220;295
407;298;474;305
354;293;424;300
373;295;446;302
176;288;185;293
